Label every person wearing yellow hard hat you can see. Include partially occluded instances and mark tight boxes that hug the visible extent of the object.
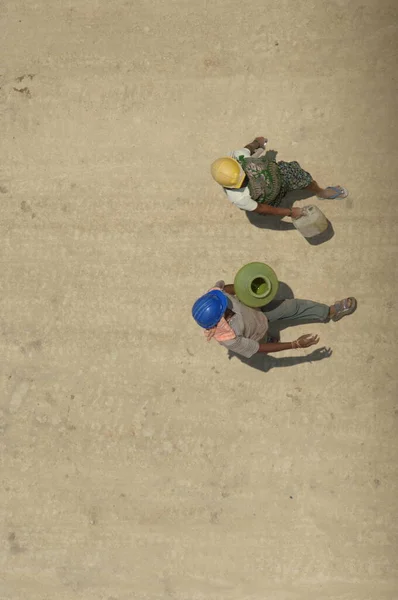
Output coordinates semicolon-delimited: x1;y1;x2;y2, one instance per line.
210;136;348;219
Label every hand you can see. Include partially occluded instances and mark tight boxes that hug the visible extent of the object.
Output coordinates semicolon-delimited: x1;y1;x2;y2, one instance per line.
290;207;303;219
255;136;268;147
294;334;320;349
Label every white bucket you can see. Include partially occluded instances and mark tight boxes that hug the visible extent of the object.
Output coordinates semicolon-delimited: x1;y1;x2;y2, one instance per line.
292;205;329;238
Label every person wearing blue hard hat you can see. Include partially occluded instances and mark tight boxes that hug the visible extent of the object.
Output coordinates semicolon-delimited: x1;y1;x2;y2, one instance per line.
192;281;357;359
192;289;228;329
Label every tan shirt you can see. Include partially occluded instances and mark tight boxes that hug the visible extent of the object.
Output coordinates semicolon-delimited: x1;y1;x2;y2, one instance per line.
214;282;268;358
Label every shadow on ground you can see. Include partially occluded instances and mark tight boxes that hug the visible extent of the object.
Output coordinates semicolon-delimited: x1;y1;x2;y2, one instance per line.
228;346;332;373
305;219;335;245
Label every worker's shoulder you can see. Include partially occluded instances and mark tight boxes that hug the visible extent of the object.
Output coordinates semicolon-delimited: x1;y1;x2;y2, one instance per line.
223;185;255;211
223;186;247;200
230;147;251;160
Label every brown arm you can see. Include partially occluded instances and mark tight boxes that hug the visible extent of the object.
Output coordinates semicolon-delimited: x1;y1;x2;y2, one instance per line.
223;284;235;295
254;204;293;218
244;138;263;155
257;341;294;354
258;334;320;354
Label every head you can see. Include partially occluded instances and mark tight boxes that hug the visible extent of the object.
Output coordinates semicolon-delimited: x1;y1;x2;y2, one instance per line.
210;157;246;189
192;290;232;329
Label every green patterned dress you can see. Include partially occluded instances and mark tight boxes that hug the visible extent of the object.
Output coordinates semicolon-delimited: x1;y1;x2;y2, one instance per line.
237;155;313;207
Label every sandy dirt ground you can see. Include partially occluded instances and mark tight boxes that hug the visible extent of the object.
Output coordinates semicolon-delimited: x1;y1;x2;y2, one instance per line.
1;1;398;599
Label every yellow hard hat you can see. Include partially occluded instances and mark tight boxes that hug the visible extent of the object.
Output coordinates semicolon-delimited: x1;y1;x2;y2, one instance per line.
210;157;246;188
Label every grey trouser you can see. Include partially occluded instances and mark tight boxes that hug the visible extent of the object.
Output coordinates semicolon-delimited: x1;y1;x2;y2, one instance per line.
262;299;329;324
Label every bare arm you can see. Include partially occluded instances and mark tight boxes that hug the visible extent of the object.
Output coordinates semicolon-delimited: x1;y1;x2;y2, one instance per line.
257;334;320;354
223;283;235;295
244;136;267;155
258;341;294;353
254;203;294;218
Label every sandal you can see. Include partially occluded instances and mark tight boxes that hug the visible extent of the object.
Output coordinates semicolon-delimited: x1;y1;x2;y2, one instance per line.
331;297;357;321
318;186;348;199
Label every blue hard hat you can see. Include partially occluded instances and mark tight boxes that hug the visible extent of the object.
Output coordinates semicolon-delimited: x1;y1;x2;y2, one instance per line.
192;290;228;329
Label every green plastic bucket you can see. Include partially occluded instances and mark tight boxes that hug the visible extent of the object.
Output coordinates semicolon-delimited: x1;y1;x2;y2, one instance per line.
234;262;279;308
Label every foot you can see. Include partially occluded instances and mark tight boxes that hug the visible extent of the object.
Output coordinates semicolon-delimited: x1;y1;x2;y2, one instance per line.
317;186;348;199
328;297;357;321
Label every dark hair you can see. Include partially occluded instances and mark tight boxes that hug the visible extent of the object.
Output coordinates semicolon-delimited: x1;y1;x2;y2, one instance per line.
224;307;235;320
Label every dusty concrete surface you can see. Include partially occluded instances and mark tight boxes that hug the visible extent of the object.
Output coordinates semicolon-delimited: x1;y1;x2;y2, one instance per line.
1;1;398;599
